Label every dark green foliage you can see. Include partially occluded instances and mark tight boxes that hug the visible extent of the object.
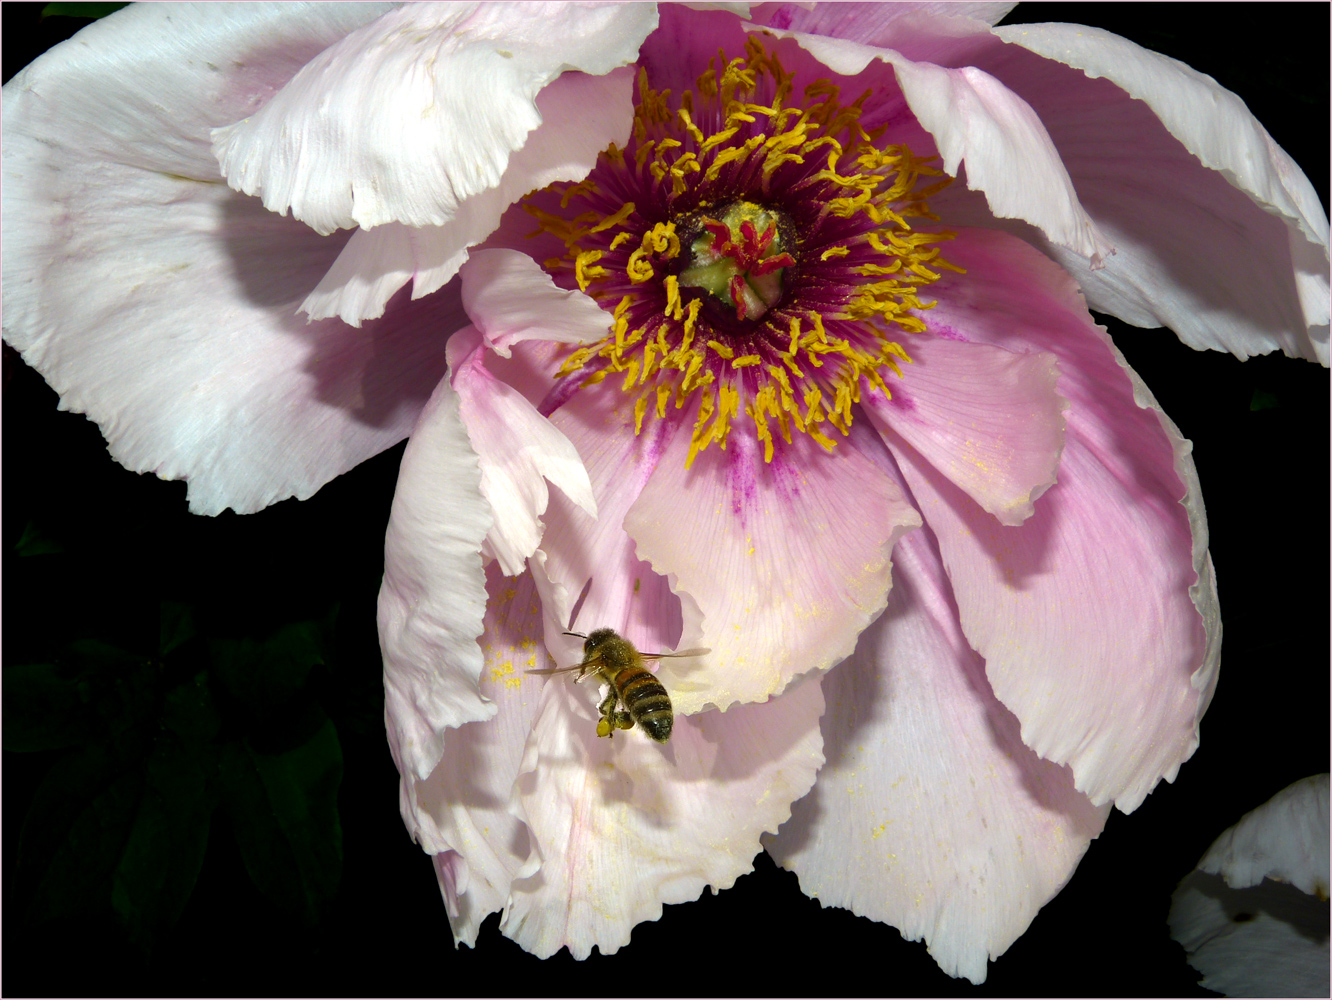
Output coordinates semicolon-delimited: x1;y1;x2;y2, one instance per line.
40;3;128;19
8;577;347;951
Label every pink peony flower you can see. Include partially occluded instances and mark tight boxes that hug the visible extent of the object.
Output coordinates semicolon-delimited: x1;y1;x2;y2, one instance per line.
3;1;1326;983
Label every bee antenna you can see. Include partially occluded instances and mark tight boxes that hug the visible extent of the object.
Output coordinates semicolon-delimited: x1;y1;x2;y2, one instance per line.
563;631;587;639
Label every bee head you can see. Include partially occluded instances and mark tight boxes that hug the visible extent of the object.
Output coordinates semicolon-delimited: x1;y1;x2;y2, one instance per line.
583;628;617;654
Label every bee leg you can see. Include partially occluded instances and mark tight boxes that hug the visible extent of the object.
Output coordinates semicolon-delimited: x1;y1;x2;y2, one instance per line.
595;689;619;739
613;711;634;731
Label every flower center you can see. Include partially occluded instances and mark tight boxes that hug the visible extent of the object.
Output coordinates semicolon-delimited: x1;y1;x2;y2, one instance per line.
524;38;960;468
678;202;795;321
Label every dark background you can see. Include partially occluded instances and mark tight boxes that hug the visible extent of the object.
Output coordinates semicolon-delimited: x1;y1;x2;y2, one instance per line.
3;3;1328;996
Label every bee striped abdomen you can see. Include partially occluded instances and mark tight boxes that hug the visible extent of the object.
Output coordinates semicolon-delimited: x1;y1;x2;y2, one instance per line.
616;667;674;743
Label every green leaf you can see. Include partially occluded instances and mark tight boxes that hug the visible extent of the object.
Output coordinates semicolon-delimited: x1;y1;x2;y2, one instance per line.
162;671;221;744
210;619;327;711
219;718;343;922
66;642;160;737
41;2;129;18
15;520;65;557
1250;388;1279;411
27;766;144;923
111;735;216;949
16;731;154;910
3;663;90;752
159;601;197;657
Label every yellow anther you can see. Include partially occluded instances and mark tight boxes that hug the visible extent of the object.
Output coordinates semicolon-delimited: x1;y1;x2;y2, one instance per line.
683;298;702;341
574;250;607;291
589;201;636;234
533;38;958;469
664;275;683;321
626;248;655;284
621;360;640;390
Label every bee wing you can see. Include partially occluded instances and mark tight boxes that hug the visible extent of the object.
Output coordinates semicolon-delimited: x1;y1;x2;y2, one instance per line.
525;663;588;677
640;647;711;660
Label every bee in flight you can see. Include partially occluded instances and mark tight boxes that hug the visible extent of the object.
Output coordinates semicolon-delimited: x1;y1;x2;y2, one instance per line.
527;628;708;743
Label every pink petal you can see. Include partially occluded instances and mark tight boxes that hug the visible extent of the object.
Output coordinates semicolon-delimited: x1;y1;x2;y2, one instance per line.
379;375;493;782
213;3;656;235
501;671;825;959
750;2;1017;38
767;527;1109;984
891;227;1215;811
397;564;552;947
448;327;596;577
625;415;921;716
863;334;1066;526
752;24;1113;263
939;24;1329;363
2;4;465;515
301;68;637;326
534;387;691;680
460;249;612;358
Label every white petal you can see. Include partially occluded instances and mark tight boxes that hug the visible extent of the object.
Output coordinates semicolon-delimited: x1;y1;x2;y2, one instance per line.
501;671;825;959
767;527;1109;984
1200;774;1331;898
301;67;637;326
214;3;657;235
399;565;552;947
962;23;1330;363
461;249;612;358
449;328;597;577
379;375;494;783
750;24;1112;262
1170;875;1330;998
1170;775;1331;996
2;2;462;515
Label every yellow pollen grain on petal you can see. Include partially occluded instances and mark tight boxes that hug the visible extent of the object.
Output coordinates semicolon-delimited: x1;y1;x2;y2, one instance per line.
731;354;762;368
707;339;735;360
609;231;635;251
821;245;851;261
656;383;673;419
584;369;608;386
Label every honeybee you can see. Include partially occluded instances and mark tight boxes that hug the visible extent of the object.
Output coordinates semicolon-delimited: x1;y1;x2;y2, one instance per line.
528;628;709;743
